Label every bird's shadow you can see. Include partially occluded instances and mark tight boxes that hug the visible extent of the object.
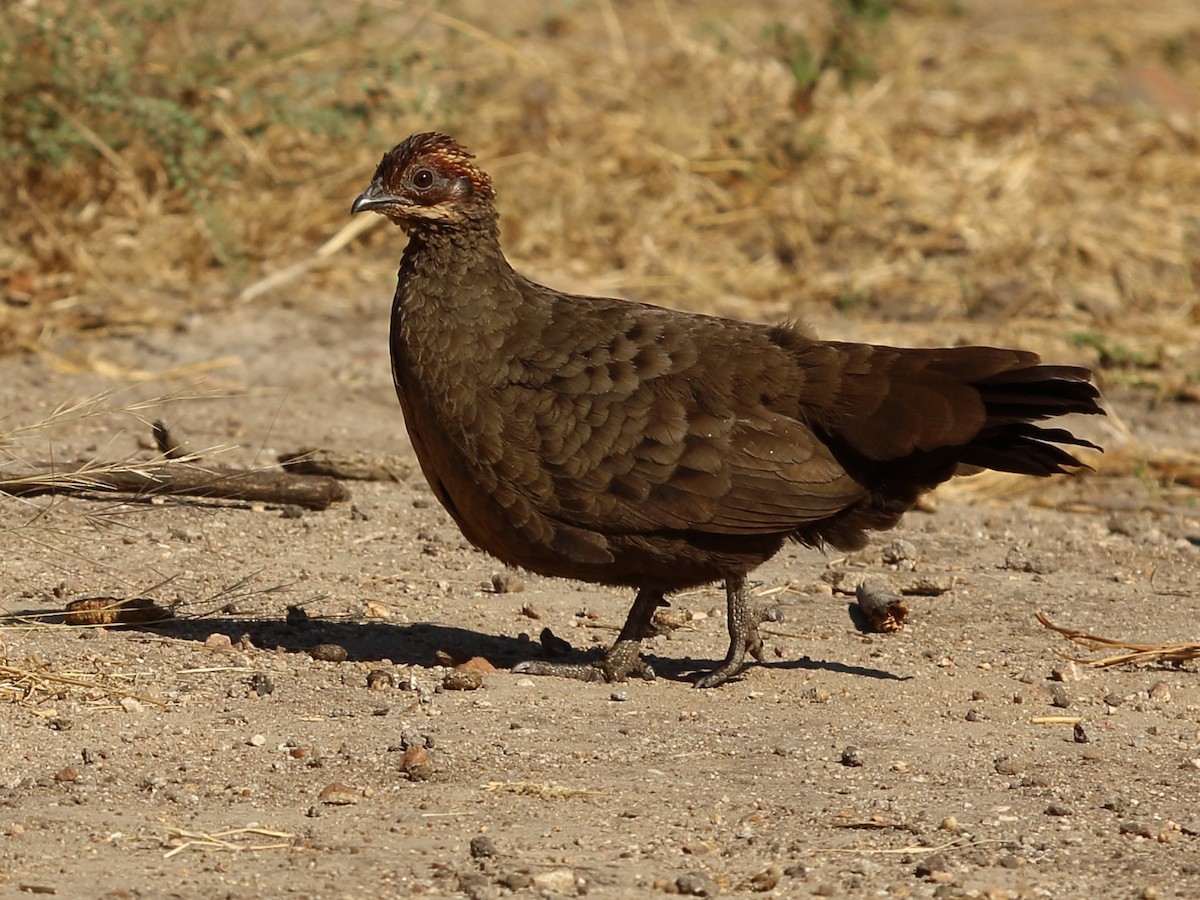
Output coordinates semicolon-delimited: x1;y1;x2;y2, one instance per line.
126;616;908;686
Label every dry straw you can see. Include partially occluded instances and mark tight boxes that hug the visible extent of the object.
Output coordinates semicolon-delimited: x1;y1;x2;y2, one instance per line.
3;0;1198;360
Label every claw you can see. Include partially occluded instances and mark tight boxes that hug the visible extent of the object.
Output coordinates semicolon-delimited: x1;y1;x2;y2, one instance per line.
513;589;664;683
511;660;608;683
692;577;773;688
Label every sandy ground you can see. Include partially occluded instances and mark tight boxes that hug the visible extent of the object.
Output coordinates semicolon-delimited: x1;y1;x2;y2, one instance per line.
1;273;1198;900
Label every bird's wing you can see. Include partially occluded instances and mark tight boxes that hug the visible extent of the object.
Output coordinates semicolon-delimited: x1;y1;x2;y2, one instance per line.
490;297;868;538
541;391;866;537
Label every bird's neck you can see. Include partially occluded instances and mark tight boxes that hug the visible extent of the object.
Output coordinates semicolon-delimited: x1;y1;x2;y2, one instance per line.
392;222;528;378
398;223;513;312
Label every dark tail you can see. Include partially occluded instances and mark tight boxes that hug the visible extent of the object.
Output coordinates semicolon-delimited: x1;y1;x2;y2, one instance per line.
958;364;1102;475
779;336;1104;551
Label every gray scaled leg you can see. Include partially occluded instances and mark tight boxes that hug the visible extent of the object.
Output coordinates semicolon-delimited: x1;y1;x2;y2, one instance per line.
693;575;770;688
513;589;664;682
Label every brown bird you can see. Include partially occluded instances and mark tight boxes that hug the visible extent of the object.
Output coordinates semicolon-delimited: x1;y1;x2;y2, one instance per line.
351;132;1103;688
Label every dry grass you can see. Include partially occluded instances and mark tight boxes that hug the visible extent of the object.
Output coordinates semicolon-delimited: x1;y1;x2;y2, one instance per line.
1037;611;1200;667
2;0;1198;366
0;655;162;707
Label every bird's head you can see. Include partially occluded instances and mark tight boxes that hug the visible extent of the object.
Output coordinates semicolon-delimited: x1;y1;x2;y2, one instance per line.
350;132;496;232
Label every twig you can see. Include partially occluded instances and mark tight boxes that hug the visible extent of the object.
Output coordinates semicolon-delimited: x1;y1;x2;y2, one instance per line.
1036;612;1200;667
810;837;1004;856
1;460;350;510
236;215;380;303
163;826;293;859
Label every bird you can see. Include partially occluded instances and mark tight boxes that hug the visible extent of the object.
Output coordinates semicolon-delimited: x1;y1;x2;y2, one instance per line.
350;132;1104;688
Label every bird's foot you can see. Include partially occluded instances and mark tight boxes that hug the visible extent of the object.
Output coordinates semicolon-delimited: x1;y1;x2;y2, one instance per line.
511;588;664;683
512;637;656;683
693;579;779;689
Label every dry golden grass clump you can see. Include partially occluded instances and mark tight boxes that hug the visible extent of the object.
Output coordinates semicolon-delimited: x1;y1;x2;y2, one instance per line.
1;0;1198;361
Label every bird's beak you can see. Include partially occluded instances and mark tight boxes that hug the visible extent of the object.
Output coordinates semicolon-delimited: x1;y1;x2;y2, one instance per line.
350;182;403;215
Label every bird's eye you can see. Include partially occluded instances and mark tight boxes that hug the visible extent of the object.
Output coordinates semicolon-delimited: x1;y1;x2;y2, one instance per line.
412;167;435;190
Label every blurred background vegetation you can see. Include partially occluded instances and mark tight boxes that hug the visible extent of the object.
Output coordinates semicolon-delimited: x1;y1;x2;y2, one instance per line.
1;0;1198;386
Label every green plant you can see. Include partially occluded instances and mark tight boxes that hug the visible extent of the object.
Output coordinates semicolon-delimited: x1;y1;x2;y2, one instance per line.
1070;330;1162;370
0;0;400;276
763;0;893;99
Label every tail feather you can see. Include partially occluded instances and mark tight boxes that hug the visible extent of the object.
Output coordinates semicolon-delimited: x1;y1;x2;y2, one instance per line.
783;339;1105;551
961;424;1101;476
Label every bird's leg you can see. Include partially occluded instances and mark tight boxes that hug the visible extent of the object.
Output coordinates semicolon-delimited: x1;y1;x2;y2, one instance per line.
693;575;770;688
512;589;664;683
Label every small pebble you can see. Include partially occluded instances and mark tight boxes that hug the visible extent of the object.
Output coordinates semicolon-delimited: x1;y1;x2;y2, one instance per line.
1049;685;1070;708
469;835;498;858
502;872;533;890
1119;821;1155;839
456;872;492;900
310;644;348;663
491;572;524;593
204;632;233;651
443;670;483;691
249;673;274;696
54;766;79;783
119;697;143;714
841;746;864;767
610;690;630;702
366;670;394;691
400;745;434;781
1148;681;1171;703
540;627;573;656
915;855;949;878
881;539;917;563
995;757;1021;776
1102;797;1130;814
1073;722;1089;743
399;728;433;750
1045;803;1073;816
285;605;310;624
247;734;266;747
676;872;719;897
455;656;496;673
747;865;782;892
318;782;361;805
532;868;577;894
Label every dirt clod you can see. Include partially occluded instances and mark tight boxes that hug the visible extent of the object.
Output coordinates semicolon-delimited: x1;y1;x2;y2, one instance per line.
317;782;361;805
